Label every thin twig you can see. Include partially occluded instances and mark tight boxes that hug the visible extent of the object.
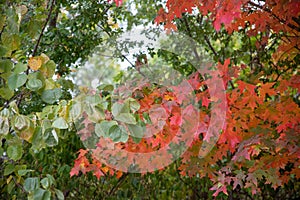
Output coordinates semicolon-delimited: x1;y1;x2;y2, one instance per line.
121;55;147;78
182;17;201;62
204;35;218;57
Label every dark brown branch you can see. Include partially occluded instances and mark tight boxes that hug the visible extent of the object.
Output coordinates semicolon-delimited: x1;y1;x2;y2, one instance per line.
204;35;218;57
32;0;56;57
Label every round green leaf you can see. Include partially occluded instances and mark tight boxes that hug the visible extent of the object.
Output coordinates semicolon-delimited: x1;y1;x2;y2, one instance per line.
0;59;13;73
31;126;46;151
114;113;136;124
8;73;27;90
43;128;58;147
112;102;124;117
0;87;14;100
4;164;15;176
32;189;51;200
13;115;29;131
126;98;140;112
95;120;118;137
127;123;145;138
24;177;40;192
41;88;62;104
7;144;22;161
14;62;27;73
52;117;68;129
109;125;128;143
40;178;50;189
27;78;43;91
69;101;82;121
40;60;55;78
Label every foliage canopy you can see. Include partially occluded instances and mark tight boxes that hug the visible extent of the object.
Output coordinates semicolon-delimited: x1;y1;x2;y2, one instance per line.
0;0;299;199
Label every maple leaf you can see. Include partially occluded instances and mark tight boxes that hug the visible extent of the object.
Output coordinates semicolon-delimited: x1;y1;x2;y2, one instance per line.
70;156;90;177
213;1;242;31
210;183;228;197
170;114;182;126
201;96;210;107
259;82;277;99
233;170;246;189
232;148;251;161
218;128;241;151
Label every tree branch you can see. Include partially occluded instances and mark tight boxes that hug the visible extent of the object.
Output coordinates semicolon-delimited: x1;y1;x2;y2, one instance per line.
182;17;201;62
204;35;218;57
32;0;56;57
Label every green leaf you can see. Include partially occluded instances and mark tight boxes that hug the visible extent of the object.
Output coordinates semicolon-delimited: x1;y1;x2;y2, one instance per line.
41;88;62;104
95;120;118;137
32;188;51;200
0;116;9;135
0;15;6;33
84;103;105;123
13;115;29;131
132;136;142;144
43;128;58;147
40;178;50;189
0;87;14;100
126;98;140;112
69;101;82;121
7;144;22;161
27;78;43;91
9;101;19;114
40;60;55;78
46;174;55;186
1;33;20;51
111;102;130;117
0;59;13;73
109;125;128;143
4;164;15;176
18;169;34;176
112;102;123;117
0;45;9;57
7;181;15;194
8;73;27;90
114;113;136;124
31;126;46;151
14;62;27;73
97;84;114;91
24;177;39;192
127;123;145;138
52;117;68;129
54;189;64;200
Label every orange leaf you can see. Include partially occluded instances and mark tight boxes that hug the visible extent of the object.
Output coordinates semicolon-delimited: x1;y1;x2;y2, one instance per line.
28;56;42;71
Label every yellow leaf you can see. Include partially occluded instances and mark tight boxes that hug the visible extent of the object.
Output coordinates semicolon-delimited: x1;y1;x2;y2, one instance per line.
28;56;42;71
40;53;50;64
7;175;12;184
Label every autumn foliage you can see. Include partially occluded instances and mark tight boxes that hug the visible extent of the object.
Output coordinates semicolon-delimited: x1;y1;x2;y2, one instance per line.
70;0;300;197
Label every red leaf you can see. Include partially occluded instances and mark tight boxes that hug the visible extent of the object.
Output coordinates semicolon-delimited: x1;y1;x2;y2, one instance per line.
170;114;182;126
